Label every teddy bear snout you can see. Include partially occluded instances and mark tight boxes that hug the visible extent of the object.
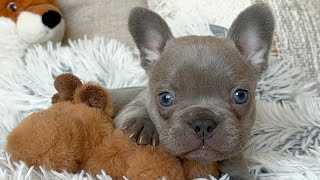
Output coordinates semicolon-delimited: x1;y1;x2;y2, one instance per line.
42;10;61;29
16;4;65;44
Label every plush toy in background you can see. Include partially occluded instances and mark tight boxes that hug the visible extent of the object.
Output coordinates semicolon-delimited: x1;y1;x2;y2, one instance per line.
6;74;221;179
0;0;65;72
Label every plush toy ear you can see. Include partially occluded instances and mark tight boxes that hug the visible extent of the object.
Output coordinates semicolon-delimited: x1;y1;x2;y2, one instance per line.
227;3;275;76
73;83;113;115
52;74;82;104
128;7;173;74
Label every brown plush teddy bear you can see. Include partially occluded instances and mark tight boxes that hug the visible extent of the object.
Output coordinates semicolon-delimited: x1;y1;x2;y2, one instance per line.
6;74;220;179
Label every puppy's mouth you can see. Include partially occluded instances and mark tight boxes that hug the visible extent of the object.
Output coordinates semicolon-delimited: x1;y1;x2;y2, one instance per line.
180;141;223;161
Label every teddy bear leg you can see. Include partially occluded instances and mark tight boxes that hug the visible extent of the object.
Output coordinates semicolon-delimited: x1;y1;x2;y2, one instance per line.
182;159;220;179
85;130;184;179
6;104;88;173
126;146;185;180
84;131;134;179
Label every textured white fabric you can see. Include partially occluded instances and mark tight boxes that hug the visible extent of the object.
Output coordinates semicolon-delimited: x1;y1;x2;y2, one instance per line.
148;0;251;28
247;97;320;179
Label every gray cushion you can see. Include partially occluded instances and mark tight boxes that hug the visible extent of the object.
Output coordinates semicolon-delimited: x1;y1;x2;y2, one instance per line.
56;0;147;47
261;0;320;94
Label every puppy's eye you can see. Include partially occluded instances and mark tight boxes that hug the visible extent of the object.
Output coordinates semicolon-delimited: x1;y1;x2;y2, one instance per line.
159;92;174;107
7;2;17;12
233;89;248;104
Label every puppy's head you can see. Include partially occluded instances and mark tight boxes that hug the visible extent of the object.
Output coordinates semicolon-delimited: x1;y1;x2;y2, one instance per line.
129;3;274;162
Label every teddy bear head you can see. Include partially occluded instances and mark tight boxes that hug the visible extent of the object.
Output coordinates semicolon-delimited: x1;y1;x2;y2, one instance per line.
0;0;65;44
51;73;114;116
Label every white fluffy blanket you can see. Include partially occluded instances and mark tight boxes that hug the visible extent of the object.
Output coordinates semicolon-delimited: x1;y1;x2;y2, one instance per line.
0;18;319;180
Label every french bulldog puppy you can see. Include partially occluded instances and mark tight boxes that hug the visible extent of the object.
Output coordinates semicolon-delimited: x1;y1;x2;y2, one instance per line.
111;3;274;179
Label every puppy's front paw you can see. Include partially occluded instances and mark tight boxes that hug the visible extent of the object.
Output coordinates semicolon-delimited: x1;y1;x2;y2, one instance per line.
121;118;159;146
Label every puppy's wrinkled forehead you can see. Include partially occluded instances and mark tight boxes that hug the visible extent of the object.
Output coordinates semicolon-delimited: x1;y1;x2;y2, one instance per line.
150;36;256;95
129;4;274;94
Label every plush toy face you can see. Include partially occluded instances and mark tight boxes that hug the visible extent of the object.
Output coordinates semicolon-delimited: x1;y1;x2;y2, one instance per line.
0;0;65;44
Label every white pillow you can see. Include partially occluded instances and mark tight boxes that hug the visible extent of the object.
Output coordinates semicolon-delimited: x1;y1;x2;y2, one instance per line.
147;0;251;28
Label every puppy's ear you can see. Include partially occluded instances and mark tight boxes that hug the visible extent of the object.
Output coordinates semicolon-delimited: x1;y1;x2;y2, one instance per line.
228;3;275;76
128;7;173;74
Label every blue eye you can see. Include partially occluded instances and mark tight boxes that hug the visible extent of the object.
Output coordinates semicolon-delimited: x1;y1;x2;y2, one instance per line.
159;92;174;107
233;89;248;104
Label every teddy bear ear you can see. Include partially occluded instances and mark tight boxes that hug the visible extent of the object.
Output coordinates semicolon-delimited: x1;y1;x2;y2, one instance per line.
52;74;82;104
73;83;113;114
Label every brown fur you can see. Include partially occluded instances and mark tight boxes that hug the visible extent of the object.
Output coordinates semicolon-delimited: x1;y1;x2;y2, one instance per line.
6;74;220;179
0;0;60;21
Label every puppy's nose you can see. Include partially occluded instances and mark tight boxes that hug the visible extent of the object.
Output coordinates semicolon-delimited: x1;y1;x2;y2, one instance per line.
42;10;61;28
190;119;216;139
